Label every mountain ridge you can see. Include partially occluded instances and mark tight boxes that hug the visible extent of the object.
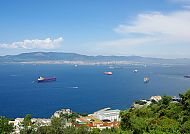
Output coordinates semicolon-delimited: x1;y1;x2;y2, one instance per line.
0;52;190;65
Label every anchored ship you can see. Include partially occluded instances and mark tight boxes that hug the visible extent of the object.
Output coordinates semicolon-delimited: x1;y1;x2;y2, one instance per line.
184;75;190;78
104;72;113;75
37;76;56;83
144;77;150;83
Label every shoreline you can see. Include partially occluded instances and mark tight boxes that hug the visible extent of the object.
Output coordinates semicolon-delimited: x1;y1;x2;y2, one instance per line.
0;60;185;66
1;60;136;65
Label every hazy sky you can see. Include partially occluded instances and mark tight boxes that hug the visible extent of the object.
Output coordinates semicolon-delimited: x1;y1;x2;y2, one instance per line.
0;0;190;58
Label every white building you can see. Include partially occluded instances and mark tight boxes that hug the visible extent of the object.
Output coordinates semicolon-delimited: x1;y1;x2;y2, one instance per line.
92;108;120;122
53;109;72;118
9;118;51;134
150;96;162;102
31;118;51;126
9;118;24;134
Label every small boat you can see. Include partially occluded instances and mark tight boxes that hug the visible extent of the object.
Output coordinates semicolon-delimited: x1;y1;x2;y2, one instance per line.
68;86;79;89
144;77;150;83
37;76;56;83
184;75;190;78
72;86;79;89
104;72;113;75
133;69;138;73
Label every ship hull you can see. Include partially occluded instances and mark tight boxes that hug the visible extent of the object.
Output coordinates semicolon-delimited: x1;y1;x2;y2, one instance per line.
184;75;190;78
104;72;113;75
38;77;56;83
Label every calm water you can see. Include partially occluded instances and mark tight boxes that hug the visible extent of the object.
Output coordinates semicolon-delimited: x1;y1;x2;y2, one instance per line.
0;64;190;118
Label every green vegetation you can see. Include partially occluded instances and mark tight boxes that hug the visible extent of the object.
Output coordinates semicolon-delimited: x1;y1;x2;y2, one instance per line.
59;112;79;124
20;114;35;134
120;89;190;134
23;114;32;127
35;125;123;134
0;116;14;134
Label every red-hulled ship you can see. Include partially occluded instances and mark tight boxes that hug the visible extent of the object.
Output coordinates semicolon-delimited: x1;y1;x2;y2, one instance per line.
37;76;56;83
104;72;113;75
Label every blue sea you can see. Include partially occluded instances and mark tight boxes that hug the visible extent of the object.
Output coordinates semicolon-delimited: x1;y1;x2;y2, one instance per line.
0;64;190;118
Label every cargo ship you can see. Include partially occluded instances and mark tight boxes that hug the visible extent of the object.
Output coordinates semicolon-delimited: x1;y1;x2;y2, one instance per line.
184;75;190;78
37;76;56;83
104;72;113;75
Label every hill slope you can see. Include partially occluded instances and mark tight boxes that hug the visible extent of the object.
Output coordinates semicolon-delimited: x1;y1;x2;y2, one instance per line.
0;52;190;65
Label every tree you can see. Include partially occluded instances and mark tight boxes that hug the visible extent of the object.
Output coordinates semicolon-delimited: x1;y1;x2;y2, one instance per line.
76;126;90;134
150;117;180;133
179;89;190;111
51;117;64;133
159;96;172;106
20;127;36;134
120;110;132;130
23;114;32;127
91;128;100;134
60;112;79;124
181;120;190;133
0;116;14;133
36;126;52;134
119;90;190;133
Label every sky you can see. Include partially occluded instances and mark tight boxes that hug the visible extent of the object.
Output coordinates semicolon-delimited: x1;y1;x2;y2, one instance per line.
0;0;190;58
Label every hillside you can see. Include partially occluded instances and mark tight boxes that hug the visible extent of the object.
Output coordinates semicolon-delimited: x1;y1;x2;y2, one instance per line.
120;89;190;133
0;52;190;65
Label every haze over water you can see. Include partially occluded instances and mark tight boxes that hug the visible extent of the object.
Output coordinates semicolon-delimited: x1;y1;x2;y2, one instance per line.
0;64;190;118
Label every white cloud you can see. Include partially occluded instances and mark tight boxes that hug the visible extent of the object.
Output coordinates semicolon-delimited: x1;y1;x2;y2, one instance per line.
114;11;190;43
108;10;190;47
88;10;190;58
0;37;63;49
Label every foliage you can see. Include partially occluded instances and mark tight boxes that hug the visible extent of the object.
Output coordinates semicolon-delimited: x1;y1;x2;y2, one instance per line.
0;116;14;134
20;126;36;134
120;89;190;134
60;112;79;123
134;100;147;105
35;125;124;134
23;114;32;127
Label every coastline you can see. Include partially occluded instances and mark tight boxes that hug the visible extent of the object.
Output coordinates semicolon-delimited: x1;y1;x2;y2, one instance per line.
1;60;182;66
2;60;136;65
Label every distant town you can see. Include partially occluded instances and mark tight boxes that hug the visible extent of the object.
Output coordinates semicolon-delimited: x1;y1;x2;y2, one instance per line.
9;60;133;65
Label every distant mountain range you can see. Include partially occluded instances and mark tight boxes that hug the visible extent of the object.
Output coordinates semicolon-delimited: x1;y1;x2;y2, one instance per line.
0;52;190;65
